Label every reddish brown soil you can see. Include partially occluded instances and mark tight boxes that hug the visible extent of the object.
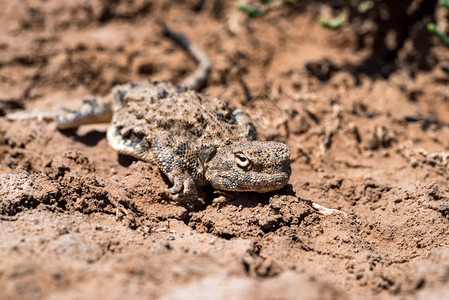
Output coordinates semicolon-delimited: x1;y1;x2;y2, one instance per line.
1;1;449;299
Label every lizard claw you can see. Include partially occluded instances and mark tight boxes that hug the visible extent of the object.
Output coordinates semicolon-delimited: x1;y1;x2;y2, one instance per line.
167;181;183;194
164;177;197;202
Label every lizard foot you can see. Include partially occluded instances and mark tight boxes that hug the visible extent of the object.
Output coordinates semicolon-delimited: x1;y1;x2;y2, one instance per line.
212;191;236;204
164;176;197;202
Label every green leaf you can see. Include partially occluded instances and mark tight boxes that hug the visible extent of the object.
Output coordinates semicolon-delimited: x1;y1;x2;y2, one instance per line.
439;0;449;10
260;0;273;4
341;0;356;10
319;17;345;30
358;1;373;13
441;65;449;75
427;23;449;48
236;3;265;17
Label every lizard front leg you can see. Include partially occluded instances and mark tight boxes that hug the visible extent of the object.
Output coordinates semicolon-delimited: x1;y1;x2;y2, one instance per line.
152;132;199;202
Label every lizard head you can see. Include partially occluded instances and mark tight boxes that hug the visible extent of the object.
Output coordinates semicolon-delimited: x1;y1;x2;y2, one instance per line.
205;141;291;193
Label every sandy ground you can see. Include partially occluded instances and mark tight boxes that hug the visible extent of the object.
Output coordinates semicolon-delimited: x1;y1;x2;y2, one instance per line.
1;0;449;299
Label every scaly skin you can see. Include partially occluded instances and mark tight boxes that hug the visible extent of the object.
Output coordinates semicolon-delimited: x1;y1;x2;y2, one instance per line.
6;28;291;203
101;80;291;202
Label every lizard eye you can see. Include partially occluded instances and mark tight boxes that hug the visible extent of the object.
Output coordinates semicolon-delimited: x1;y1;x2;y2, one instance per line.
235;152;250;168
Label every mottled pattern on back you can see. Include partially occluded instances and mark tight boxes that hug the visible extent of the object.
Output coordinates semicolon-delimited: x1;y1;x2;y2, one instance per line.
111;80;256;153
52;80;290;202
8;28;291;203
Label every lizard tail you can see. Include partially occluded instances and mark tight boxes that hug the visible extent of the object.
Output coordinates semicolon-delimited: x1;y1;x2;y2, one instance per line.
5;27;211;128
163;25;211;91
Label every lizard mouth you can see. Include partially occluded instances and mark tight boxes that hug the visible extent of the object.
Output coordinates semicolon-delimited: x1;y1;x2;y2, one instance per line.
210;169;291;193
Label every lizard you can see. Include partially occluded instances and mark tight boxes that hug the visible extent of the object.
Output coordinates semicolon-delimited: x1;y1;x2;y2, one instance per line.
6;26;291;203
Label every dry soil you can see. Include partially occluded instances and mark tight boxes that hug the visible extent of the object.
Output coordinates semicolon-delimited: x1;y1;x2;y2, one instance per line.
1;1;449;299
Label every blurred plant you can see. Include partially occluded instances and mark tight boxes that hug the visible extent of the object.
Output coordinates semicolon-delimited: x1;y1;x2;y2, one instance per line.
427;23;449;48
342;0;356;10
427;1;449;74
438;0;449;10
319;17;346;30
236;3;265;17
358;1;373;13
235;0;274;17
319;0;373;31
427;0;449;47
441;65;449;74
316;0;438;76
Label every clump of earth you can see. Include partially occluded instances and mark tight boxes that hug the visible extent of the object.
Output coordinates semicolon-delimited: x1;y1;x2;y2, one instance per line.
1;1;449;299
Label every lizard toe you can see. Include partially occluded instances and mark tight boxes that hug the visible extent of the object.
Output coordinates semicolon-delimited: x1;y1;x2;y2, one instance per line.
165;177;197;202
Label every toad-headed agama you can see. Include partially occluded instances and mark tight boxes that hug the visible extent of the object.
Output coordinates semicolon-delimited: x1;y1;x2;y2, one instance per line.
7;27;291;202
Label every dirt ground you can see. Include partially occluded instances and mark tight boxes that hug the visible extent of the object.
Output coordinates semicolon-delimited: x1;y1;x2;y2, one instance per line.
1;0;449;299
